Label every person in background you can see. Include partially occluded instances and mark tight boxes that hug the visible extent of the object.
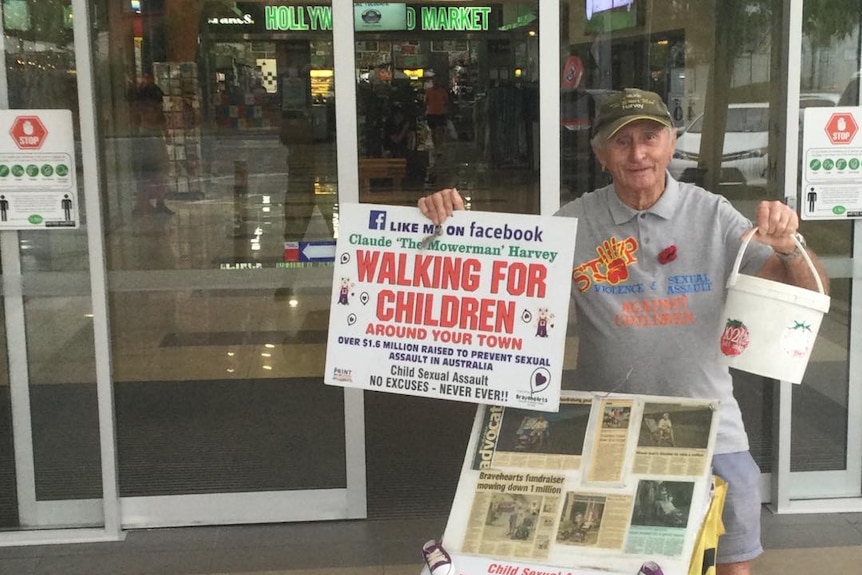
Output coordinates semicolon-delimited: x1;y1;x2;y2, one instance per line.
419;88;829;575
384;102;413;159
130;73;173;215
424;75;451;158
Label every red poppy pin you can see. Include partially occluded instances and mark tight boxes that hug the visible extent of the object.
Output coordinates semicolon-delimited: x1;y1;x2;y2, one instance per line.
658;245;677;264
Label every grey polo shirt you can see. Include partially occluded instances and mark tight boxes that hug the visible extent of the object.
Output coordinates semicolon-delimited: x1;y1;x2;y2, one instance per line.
555;175;772;454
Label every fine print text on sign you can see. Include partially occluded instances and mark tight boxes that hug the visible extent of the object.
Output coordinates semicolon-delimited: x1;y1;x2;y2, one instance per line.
324;203;578;412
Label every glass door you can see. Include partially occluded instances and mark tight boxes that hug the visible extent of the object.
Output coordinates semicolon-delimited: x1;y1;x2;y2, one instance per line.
343;0;547;519
777;0;862;506
97;0;365;527
0;0;118;542
554;0;861;508
351;1;542;213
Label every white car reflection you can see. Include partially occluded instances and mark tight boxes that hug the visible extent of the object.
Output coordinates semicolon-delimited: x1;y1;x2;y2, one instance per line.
800;92;840;111
669;103;769;188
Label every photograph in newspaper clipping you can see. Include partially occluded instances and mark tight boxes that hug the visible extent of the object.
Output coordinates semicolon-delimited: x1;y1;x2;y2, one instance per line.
472;395;593;471
323;203;577;412
634;402;716;476
585;398;634;484
461;471;564;561
625;479;696;557
555;491;633;550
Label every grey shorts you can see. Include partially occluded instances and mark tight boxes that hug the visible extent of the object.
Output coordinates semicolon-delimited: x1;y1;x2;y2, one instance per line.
712;451;764;564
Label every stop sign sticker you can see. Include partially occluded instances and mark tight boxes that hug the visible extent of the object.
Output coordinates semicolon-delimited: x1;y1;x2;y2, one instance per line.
9;115;48;150
824;112;858;145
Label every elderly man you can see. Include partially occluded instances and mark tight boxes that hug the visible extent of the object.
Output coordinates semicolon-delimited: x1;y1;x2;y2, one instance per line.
419;88;829;575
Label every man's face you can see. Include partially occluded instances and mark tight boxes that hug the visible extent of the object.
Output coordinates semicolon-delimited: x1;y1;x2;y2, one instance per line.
594;120;676;197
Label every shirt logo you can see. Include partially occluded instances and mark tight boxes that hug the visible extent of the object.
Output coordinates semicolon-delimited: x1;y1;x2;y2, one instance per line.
572;236;638;292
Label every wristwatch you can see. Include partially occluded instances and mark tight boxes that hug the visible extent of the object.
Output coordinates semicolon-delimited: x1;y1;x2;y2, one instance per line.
775;232;806;263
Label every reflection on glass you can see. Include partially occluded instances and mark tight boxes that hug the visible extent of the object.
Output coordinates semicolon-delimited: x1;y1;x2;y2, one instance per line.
4;0;87;273
792;4;859;476
354;9;540;213
671;104;770;188
0;0;104;531
790;277;850;473
91;1;351;501
556;1;856;479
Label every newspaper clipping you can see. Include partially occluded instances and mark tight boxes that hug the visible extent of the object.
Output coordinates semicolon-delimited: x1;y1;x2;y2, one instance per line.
633;402;715;477
461;471;564;561
472;396;592;471
585;398;634;483
442;391;720;575
626;479;696;557
556;491;632;550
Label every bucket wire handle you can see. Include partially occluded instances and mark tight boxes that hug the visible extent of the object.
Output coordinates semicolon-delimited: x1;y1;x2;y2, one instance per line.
729;227;825;294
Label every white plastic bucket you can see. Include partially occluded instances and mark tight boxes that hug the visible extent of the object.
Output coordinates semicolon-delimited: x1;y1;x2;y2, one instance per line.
718;228;830;383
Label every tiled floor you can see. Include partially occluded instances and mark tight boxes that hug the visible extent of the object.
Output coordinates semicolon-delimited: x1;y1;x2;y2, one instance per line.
1;509;861;575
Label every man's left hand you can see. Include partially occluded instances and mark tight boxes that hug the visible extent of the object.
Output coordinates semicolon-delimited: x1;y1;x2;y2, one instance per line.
752;200;828;293
753;200;798;254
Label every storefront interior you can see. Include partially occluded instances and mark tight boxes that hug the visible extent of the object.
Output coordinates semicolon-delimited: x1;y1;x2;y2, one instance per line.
0;0;859;546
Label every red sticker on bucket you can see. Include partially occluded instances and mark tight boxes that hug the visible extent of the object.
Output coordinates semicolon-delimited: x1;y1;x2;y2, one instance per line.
720;319;750;357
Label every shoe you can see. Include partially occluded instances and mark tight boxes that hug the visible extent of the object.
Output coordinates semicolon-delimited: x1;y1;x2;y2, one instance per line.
422;539;453;575
638;561;664;575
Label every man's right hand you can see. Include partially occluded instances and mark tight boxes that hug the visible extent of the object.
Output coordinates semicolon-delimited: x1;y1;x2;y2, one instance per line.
418;188;465;225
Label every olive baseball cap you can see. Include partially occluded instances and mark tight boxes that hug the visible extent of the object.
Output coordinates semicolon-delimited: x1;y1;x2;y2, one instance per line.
592;88;673;142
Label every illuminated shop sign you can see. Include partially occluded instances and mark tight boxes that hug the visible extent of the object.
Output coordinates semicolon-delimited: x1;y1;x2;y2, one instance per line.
415;6;492;31
209;4;500;33
264;5;332;31
207;13;255;26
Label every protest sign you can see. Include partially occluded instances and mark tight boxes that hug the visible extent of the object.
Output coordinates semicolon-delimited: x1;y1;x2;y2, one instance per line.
324;203;577;412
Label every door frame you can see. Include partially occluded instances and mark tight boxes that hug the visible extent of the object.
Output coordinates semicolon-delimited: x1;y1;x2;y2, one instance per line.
0;0;367;542
0;0;122;546
769;0;862;512
113;0;368;528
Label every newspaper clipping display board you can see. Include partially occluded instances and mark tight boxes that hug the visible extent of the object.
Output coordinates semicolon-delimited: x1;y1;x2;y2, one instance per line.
439;391;719;575
324;203;577;412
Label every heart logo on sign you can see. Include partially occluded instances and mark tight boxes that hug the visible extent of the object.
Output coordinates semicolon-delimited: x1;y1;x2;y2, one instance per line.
531;368;551;395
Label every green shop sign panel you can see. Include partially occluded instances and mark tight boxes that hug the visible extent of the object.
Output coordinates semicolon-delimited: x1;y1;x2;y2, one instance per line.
209;4;504;33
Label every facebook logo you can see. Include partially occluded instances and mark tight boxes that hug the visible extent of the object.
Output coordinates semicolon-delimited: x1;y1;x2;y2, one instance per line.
369;210;387;230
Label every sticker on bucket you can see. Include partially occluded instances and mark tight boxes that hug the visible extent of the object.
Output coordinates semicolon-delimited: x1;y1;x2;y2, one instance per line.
719;319;750;357
780;320;815;359
718;228;830;384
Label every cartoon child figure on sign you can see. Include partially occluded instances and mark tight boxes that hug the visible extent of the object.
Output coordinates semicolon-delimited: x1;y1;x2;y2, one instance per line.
535;308;555;337
336;278;355;305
